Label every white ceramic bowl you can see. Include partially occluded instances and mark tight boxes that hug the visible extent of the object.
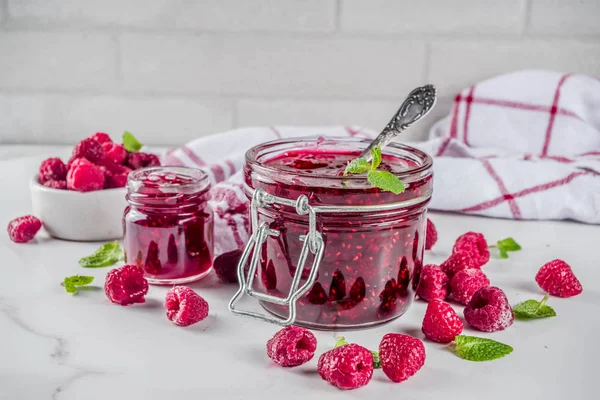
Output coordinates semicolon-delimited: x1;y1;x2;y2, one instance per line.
30;175;128;241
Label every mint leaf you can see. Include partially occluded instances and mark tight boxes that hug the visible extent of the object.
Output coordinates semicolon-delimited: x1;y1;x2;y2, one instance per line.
344;158;370;176
499;248;509;259
79;241;123;268
334;336;349;348
123;131;143;153
454;335;513;362
497;237;521;252
513;295;556;319
370;146;382;170
62;275;94;295
333;337;381;369
367;170;405;195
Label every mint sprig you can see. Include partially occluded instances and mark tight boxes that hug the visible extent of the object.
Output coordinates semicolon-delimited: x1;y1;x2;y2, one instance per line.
334;336;381;369
453;335;513;362
513;295;556;319
79;241;123;268
343;146;405;195
62;275;94;295
489;237;521;259
123;131;143;153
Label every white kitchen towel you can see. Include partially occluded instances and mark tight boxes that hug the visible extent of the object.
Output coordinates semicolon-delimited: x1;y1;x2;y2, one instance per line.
161;70;600;258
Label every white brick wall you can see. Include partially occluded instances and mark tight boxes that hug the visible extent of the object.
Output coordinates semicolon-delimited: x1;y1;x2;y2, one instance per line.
0;0;599;145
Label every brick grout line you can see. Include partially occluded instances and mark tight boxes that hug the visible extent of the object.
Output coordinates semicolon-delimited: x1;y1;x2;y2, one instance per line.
541;73;572;156
480;159;522;219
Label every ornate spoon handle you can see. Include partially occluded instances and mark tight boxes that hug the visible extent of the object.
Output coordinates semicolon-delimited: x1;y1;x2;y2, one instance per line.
359;84;437;160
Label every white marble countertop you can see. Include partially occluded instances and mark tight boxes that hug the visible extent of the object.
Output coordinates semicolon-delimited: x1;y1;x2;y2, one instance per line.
1;151;598;400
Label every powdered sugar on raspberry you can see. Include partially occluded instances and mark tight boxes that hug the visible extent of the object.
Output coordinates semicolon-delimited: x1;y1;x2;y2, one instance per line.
535;259;583;298
7;215;42;243
67;158;105;192
164;286;209;326
450;269;490;305
422;299;463;343
104;265;149;306
440;251;479;279
416;264;449;302
452;231;490;268
38;157;67;183
379;333;426;383
464;286;514;332
318;343;373;390
266;326;317;367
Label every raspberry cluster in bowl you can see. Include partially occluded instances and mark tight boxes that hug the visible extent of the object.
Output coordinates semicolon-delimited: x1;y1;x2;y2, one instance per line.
38;132;160;192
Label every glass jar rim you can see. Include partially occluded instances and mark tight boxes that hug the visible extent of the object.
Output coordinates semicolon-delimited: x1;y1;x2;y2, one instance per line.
245;136;433;183
127;166;211;195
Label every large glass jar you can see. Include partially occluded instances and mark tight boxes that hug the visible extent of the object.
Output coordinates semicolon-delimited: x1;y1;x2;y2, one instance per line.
123;166;214;285
232;137;433;330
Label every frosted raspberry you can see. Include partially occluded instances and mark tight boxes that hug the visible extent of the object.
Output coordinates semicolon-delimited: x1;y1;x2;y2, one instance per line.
104;265;148;306
452;232;490;267
126;152;161;170
535;259;582;298
7;215;42;243
89;132;112;144
379;333;425;383
440;251;479;279
43;180;67;190
72;138;105;163
422;299;463;343
67;158;105;192
98;160;132;189
102;142;127;164
38;157;67;183
425;218;437;250
164;286;209;326
318;343;373;390
450;268;490;305
266;326;317;367
416;264;449;302
464;286;514;332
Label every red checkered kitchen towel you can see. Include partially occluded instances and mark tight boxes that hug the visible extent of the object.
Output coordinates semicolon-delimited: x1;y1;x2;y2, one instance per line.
160;70;600;259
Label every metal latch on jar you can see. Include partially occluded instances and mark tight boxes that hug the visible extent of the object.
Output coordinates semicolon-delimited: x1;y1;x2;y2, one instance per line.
228;188;325;326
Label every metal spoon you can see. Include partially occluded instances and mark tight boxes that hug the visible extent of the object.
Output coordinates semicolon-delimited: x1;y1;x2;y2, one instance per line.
359;84;437;160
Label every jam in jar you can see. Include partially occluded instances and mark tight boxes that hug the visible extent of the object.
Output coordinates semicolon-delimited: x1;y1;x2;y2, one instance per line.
236;137;433;330
123;167;214;285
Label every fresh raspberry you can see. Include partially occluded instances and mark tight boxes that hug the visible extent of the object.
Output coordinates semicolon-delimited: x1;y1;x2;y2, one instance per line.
102;142;127;164
7;215;42;243
89;132;112;144
266;326;317;367
422;299;463;343
318;343;373;390
99;161;132;189
42;180;67;190
126;152;161;170
213;250;244;283
67;158;105;192
164;286;209;326
72;138;105;164
450;268;490;305
440;251;479;279
379;333;426;383
416;264;449;302
38;157;67;183
452;232;490;267
104;265;149;306
464;286;514;332
535;259;582;298
425;218;437;250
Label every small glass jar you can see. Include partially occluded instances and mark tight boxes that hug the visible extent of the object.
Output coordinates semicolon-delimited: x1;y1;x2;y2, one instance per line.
230;137;433;330
123;166;214;285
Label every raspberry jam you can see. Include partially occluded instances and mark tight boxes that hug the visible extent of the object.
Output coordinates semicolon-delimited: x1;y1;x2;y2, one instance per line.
243;137;433;330
123;167;214;285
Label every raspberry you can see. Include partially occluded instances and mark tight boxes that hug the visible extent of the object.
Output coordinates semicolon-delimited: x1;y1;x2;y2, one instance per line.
318;343;373;390
102;142;127;164
450;268;490;305
425;218;437;250
43;180;67;190
100;161;132;189
379;333;426;383
213;250;244;283
67;158;105;192
89;132;112;144
266;326;317;367
535;259;582;298
440;251;478;279
72;138;105;163
126;152;161;170
104;265;149;306
452;232;490;267
416;264;449;302
464;286;514;332
38;157;67;183
164;286;209;326
422;299;463;343
7;215;42;243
